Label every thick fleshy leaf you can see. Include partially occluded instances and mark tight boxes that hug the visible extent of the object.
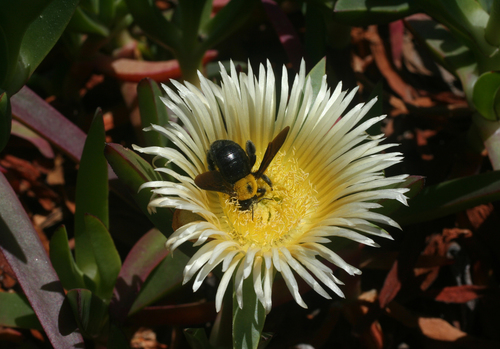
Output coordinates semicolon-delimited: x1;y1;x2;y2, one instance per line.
406;17;477;100
184;328;214;349
417;0;494;57
124;0;180;50
0;292;42;330
11;120;54;158
74;110;108;278
106;143;196;309
334;0;418;26
473;112;500;170
67;7;109;36
84;214;121;301
98;0;117;25
137;78;169;147
110;228;169;321
10;86;86;163
96;56;181;82
396;171;500;225
306;57;326;101
201;0;255;52
18;0;79;80
0;0;79;95
67;289;109;339
405;16;475;76
405;16;478;106
233;275;266;349
95;50;218;82
128;248;189;315
49;225;86;291
104;143;172;235
0;1;51;93
484;0;500;46
0;172;84;347
473;71;500;121
0;90;11;152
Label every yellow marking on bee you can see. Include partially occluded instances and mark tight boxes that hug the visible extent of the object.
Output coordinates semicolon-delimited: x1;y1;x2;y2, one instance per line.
234;175;257;200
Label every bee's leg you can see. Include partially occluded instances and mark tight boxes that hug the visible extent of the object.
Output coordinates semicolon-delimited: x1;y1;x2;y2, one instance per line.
256;187;266;198
246;140;257;168
261;174;273;189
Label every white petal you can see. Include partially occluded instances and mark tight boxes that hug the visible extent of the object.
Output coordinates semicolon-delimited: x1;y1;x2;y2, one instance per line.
278;255;307;309
215;255;242;312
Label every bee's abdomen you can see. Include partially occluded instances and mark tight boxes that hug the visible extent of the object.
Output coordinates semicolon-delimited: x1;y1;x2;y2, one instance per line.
208;140;251;184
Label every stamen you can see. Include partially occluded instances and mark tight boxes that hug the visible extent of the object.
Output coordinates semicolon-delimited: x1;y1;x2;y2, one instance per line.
220;152;318;251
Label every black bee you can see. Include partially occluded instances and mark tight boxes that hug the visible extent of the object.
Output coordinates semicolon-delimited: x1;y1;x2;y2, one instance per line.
195;126;290;211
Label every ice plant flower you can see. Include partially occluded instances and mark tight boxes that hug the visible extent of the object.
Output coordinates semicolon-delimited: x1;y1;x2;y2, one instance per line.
133;61;409;313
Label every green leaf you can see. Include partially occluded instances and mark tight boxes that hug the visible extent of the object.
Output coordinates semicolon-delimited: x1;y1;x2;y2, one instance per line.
137;78;169;147
81;0;99;14
472;111;500;170
184;328;214;349
0;293;42;330
11;120;54;158
85;214;122;301
473;71;500;121
67;289;109;339
18;0;79;79
334;0;418;26
124;0;180;50
10;86;87;163
0;90;11;152
110;228;169;320
99;0;117;25
0;0;50;92
0;0;79;95
306;57;326;102
396;171;500;225
198;0;214;30
406;17;475;78
74;109;109;278
129;249;188;314
479;0;493;12
233;275;266;349
484;0;500;46
209;289;233;348
201;0;256;51
49;225;86;291
67;7;110;36
104;143;172;236
417;0;495;58
0;172;83;347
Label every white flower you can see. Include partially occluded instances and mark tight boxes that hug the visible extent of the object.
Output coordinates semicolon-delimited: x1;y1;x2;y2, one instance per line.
133;61;409;314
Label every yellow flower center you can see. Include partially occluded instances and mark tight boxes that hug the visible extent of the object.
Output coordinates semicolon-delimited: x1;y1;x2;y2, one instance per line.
220;151;318;250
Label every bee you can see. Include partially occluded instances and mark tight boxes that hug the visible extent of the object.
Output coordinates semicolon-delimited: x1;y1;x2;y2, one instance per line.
195;126;290;211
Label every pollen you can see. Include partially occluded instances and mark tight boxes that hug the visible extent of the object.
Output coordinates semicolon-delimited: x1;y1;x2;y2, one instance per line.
220;151;318;251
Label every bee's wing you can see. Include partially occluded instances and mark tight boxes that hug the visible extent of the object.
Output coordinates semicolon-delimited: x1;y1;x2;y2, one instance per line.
195;170;234;195
254;126;290;178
